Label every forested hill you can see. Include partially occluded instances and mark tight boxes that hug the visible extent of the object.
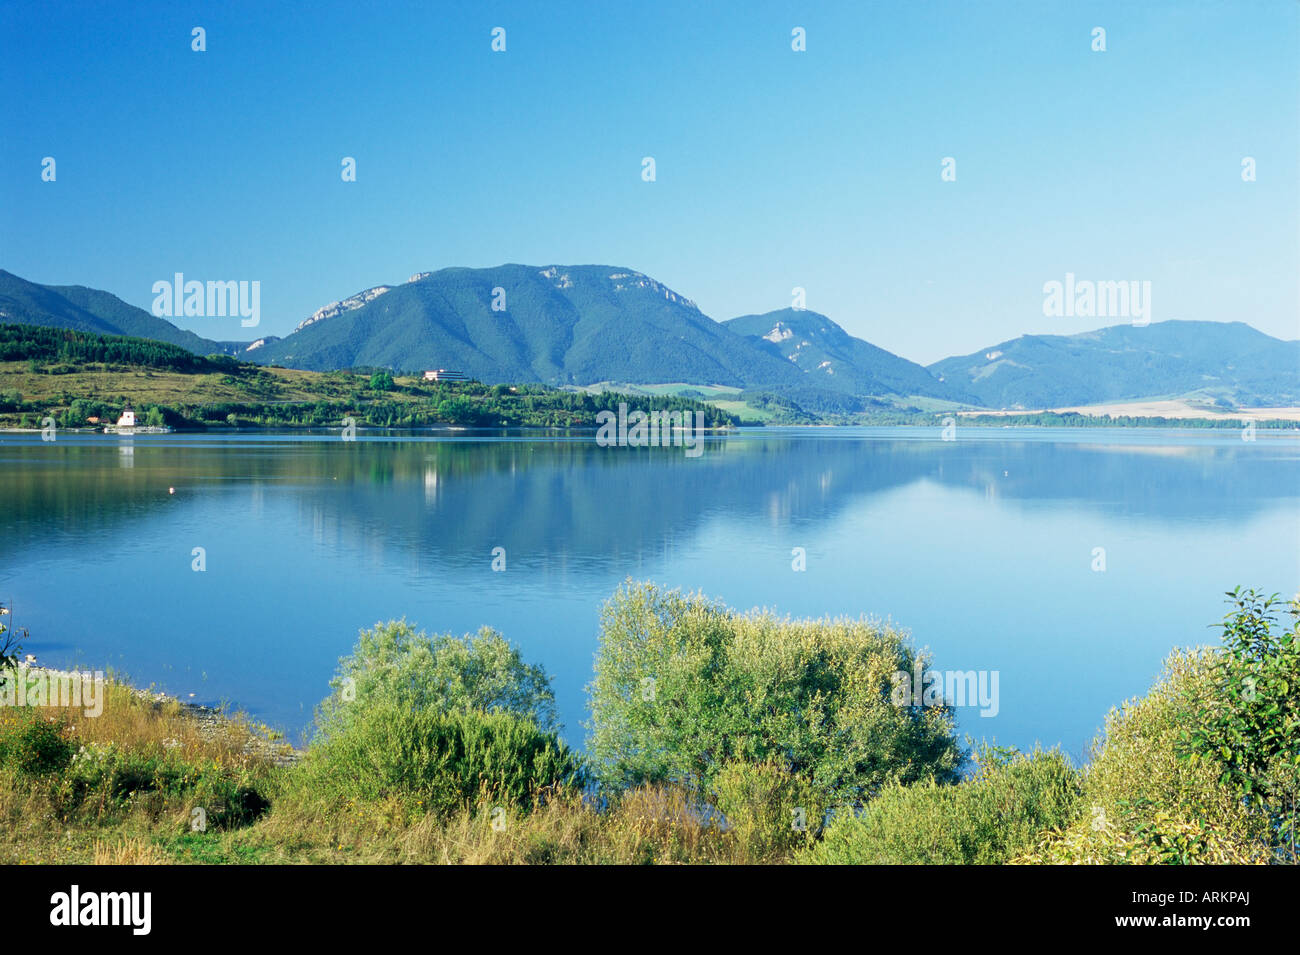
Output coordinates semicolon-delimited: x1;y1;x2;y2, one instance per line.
0;269;242;356
0;323;736;432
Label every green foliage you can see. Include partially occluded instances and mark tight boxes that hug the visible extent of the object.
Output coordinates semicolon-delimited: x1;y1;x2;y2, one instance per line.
1017;805;1265;865
291;704;583;817
1016;648;1270;864
368;371;394;391
586;581;964;805
1112;796;1243;865
803;747;1081;864
6;582;1298;865
43;740;269;829
737;388;868;423
0;323;210;372
1183;588;1300;857
315;620;559;741
711;759;828;858
57;396;120;428
206;355;242;372
0;271;233;355
0;710;75;776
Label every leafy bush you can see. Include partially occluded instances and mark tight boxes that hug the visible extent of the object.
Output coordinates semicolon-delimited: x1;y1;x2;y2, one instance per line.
586;581;963;805
1015;648;1270;864
1183;589;1300;858
292;705;583;818
804;747;1081;864
1015;801;1264;865
315;620;559;740
0;710;74;776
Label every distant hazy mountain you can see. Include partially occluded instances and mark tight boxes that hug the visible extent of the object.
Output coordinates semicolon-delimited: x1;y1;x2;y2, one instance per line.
928;321;1300;408
0;270;242;356
247;265;808;388
724;308;962;400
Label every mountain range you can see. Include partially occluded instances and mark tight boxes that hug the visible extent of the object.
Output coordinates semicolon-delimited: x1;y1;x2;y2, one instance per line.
724;308;959;400
0;270;244;357
248;265;811;390
2;265;1296;410
927;321;1300;409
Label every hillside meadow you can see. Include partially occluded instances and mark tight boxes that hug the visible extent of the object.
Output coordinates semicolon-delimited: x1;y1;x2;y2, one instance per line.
1;583;1294;865
0;324;734;431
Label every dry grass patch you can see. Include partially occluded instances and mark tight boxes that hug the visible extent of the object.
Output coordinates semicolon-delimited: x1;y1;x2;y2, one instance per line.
94;835;169;865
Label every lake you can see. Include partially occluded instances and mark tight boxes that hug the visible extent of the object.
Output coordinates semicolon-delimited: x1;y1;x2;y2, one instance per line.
2;426;1297;760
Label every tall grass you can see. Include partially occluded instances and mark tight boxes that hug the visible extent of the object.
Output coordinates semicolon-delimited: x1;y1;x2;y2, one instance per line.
0;680;279;863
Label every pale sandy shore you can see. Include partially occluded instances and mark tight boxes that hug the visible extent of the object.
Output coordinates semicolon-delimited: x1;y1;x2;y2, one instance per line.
958;400;1300;422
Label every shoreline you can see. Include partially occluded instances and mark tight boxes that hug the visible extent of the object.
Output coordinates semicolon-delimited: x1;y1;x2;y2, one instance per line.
2;664;301;767
3;416;1299;435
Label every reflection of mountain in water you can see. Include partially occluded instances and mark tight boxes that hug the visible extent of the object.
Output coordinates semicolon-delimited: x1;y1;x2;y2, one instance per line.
3;433;1296;572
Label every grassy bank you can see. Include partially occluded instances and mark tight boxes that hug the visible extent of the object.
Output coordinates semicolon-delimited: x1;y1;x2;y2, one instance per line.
1;585;1295;865
0;324;735;431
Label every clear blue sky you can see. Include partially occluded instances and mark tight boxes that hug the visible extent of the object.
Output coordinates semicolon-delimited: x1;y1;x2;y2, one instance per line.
2;0;1296;364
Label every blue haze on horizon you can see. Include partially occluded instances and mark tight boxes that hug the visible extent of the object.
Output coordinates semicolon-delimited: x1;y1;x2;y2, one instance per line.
1;0;1296;365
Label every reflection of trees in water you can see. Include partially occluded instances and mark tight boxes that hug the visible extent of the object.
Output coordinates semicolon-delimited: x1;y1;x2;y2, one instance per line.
2;435;1294;569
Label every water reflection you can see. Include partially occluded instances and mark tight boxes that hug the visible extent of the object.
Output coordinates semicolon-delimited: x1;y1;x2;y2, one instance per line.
0;428;1296;752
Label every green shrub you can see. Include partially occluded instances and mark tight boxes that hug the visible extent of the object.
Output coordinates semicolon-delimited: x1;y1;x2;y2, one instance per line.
315;620;559;740
1016;649;1270;864
587;581;963;804
1016;797;1264;865
38;740;270;829
1183;589;1300;858
711;759;828;860
292;705;584;818
803;747;1081;864
0;711;74;775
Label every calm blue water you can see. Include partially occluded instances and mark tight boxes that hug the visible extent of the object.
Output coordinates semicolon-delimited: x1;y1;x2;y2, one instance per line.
2;427;1297;759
